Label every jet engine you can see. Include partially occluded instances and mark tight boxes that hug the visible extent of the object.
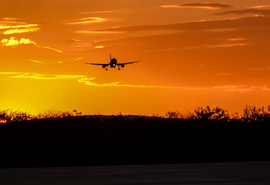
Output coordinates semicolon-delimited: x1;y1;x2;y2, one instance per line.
121;64;125;68
102;65;106;68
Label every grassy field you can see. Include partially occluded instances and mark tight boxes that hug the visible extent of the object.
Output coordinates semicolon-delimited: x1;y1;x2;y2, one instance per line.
0;106;270;168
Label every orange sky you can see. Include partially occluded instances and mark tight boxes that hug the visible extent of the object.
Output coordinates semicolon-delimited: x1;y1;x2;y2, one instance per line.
1;0;270;116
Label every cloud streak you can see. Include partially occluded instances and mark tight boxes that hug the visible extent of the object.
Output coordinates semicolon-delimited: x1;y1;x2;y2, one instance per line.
161;3;236;10
75;30;124;34
2;72;196;89
0;18;38;32
78;77;193;89
1;37;63;53
262;85;270;91
0;23;38;30
37;45;63;53
1;72;268;92
78;77;258;92
0;72;21;75
79;11;117;14
63;17;105;24
217;85;255;92
215;8;270;16
89;14;268;51
11;73;85;80
90;16;269;33
2;28;39;35
29;60;44;64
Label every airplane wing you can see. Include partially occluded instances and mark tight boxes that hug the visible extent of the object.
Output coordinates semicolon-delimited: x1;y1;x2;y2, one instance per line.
84;62;109;66
117;59;141;65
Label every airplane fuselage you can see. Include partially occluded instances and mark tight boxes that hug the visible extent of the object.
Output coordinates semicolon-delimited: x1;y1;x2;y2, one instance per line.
103;58;124;69
109;58;117;68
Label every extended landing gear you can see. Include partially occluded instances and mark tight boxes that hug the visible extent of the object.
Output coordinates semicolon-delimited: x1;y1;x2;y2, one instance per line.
118;67;121;70
105;68;108;71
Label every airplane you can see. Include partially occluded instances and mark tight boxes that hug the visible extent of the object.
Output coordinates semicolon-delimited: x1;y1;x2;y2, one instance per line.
84;54;140;70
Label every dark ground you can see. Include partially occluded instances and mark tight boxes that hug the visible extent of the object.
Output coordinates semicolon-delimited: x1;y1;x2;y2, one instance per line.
0;115;270;168
0;162;270;185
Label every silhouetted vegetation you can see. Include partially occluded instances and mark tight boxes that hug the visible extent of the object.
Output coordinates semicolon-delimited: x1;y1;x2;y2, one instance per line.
165;105;270;122
0;109;74;123
0;105;270;168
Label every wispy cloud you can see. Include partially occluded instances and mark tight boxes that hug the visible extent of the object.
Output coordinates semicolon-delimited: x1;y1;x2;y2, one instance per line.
213;85;255;92
206;43;248;48
74;57;83;62
0;18;40;36
90;14;269;53
95;45;104;49
224;86;254;92
0;37;63;53
161;3;236;10
249;67;270;71
75;30;124;34
57;38;92;47
215;8;270;16
2;27;39;35
1;71;267;92
0;18;38;31
11;73;85;80
1;37;36;46
63;17;105;24
206;28;236;32
214;73;231;78
0;72;21;75
262;85;270;90
89;16;268;33
79;11;117;14
227;38;246;41
0;72;206;89
37;45;62;53
29;60;44;64
250;5;270;9
4;72;190;89
180;42;248;50
78;77;207;89
78;78;266;92
2;17;20;21
0;23;38;30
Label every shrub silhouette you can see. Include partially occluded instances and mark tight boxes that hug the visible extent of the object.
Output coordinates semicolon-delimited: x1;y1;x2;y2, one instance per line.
37;108;73;119
193;106;230;121
0;109;9;123
243;105;270;122
0;109;31;123
0;109;74;123
2;105;270;124
166;106;230;121
0;105;270;168
165;111;182;119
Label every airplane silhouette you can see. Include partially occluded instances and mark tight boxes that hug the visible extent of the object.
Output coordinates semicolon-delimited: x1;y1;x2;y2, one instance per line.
84;54;140;70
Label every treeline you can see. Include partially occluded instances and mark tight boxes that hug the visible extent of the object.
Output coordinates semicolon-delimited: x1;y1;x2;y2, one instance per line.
166;105;270;122
1;105;270;124
0;105;270;168
0;109;76;123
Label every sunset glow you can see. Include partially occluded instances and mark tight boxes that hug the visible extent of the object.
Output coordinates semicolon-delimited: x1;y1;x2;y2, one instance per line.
1;0;270;115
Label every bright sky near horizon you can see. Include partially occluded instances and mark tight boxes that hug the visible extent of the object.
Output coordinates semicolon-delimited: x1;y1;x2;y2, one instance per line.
1;0;270;115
